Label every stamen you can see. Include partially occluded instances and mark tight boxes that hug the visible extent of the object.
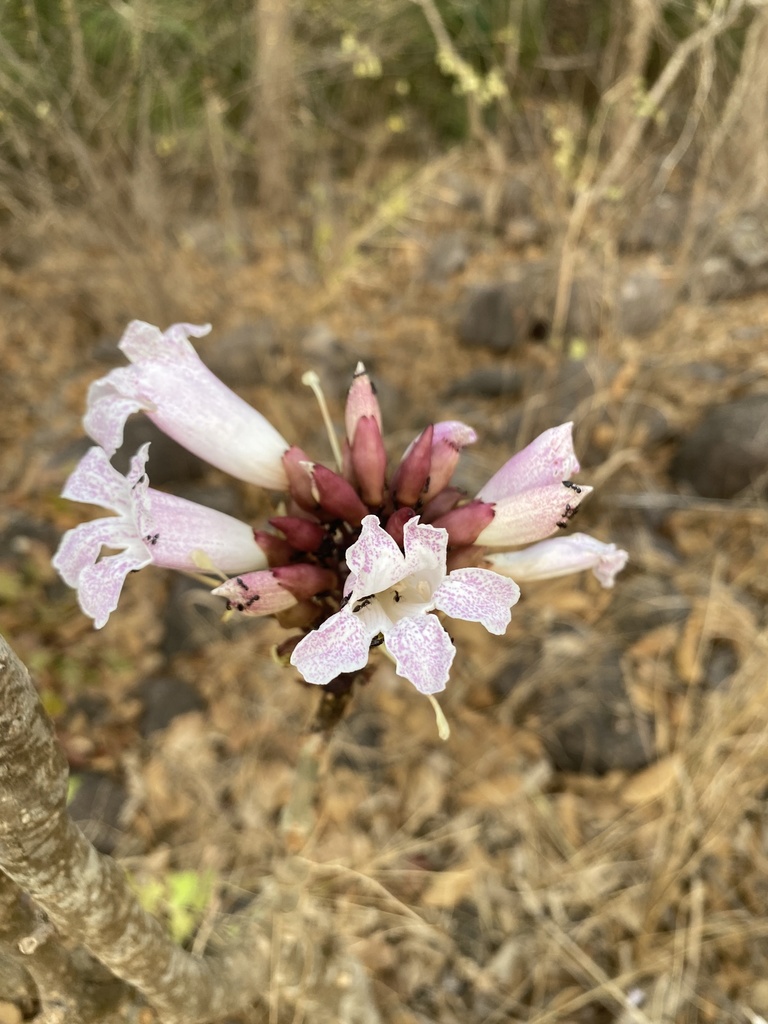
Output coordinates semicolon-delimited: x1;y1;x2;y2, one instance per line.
302;370;343;472
427;694;451;741
190;549;229;582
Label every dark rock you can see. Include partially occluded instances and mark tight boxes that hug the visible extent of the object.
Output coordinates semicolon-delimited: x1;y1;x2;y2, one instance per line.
68;773;128;855
495;176;532;224
704;639;739;691
132;676;208;737
620;193;686;253
424;231;469;280
445;367;524;400
458;282;530;352
458;263;602;351
199;319;276;388
489;638;542;699
617;270;674;337
504;215;545;249
112;417;205;485
695;255;748;302
724;206;768;270
670;394;768;499
332;712;384;773
534;647;652;775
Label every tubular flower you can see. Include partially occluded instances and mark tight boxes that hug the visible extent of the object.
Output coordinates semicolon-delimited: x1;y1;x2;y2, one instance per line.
290;516;520;694
84;320;290;489
52;444;267;628
475;423;592;547
486;533;629;588
55;318;628;704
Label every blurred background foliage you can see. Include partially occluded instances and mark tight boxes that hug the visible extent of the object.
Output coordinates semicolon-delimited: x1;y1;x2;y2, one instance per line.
0;0;762;230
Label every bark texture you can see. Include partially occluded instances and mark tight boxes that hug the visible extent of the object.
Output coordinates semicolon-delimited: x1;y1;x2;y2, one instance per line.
0;633;266;1024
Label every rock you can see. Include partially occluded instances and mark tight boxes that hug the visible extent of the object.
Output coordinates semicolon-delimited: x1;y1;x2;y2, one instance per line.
68;773;128;855
617;269;674;337
704;639;739;690
424;231;469;280
199;319;276;388
509;637;653;775
112;417;205;485
504;215;545;249
695;255;749;302
724;205;768;270
458;282;530;352
620;193;686;253
132;676;208;737
670;394;768;499
458;262;603;351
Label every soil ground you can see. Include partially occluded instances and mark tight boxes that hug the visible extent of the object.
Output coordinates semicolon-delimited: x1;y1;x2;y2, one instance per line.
2;155;768;1023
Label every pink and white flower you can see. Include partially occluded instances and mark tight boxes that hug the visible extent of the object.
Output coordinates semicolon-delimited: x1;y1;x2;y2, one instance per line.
475;423;593;547
487;532;629;588
53;444;267;628
84;321;290;489
290;515;520;694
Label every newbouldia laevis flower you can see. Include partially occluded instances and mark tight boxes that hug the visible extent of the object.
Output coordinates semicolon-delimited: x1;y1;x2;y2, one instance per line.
290;515;519;694
84;321;290;489
486;533;629;588
55;319;628;721
53;444;267;628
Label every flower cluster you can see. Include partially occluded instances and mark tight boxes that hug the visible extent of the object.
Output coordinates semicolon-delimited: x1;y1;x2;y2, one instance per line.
54;321;628;696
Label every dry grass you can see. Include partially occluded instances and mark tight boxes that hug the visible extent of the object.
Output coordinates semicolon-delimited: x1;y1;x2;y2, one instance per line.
1;146;768;1020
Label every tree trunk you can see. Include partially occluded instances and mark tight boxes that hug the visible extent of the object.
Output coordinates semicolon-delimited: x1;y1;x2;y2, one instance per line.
0;634;267;1024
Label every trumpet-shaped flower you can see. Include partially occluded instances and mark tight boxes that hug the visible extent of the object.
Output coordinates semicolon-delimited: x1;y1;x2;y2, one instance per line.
84;321;290;490
290;515;520;694
475;422;592;546
487;532;629;588
53;444;267;627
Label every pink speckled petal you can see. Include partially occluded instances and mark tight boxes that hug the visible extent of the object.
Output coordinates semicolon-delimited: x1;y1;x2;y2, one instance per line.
76;550;153;629
435;567;520;634
487;532;629;588
61;445;148;513
52;518;138;587
346;515;406;593
82;377;149;458
119;320;211;362
85;321;290;489
384;613;455;694
477;483;593;547
477;423;580;503
401;518;448;575
291;611;373;685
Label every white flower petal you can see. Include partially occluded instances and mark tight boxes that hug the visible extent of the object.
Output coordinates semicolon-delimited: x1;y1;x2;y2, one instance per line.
347;514;407;594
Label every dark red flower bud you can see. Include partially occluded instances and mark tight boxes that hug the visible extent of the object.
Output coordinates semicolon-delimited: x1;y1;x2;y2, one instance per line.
312;464;369;526
351;415;387;507
269;515;326;552
391;424;433;507
253;531;295;567
431;500;495;546
384;506;417;547
272;564;337;601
